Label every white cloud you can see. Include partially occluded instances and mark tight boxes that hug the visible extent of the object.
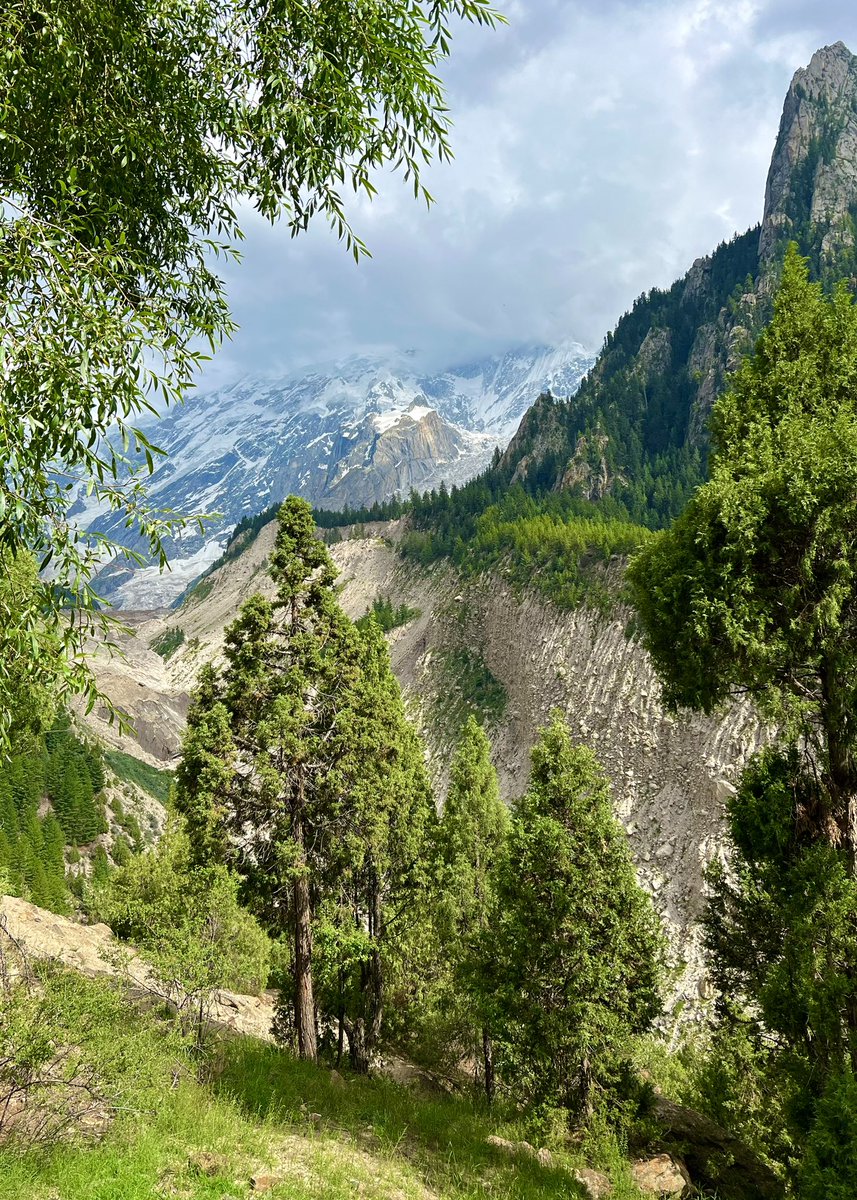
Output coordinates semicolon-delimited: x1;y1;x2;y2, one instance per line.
196;1;857;388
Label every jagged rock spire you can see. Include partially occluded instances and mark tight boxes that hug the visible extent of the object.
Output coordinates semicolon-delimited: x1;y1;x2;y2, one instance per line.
760;41;857;262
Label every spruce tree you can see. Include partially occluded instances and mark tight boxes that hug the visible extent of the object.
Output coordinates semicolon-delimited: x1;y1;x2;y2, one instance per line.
483;713;664;1121
436;716;508;1102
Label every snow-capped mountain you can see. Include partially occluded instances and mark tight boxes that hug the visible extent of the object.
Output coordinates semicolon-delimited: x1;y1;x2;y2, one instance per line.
86;341;593;607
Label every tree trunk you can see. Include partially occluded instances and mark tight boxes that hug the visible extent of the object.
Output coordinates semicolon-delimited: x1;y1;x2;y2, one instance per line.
347;1016;371;1074
365;865;384;1061
344;866;384;1075
292;773;317;1062
293;868;317;1060
819;662;857;868
482;1027;495;1106
336;1004;345;1069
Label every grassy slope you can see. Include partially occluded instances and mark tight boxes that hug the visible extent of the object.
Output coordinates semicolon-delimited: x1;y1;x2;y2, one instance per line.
0;1037;648;1200
104;749;174;807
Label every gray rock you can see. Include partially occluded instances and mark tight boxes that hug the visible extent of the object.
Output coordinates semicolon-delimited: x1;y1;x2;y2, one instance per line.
573;1167;613;1198
630;1154;692;1197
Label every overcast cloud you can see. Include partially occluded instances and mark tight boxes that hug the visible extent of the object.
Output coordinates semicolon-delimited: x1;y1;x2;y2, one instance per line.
200;1;857;387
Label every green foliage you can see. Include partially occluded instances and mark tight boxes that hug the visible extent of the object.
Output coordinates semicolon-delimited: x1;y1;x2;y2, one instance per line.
173;664;235;868
481;713;665;1123
402;485;651;610
0;715;110;913
799;1071;857;1199
44;715;108;846
676;1020;792;1174
91;825;271;1002
437;647;508;728
0;1020;653;1200
104;749;173;807
629;246;857;1183
311;619;436;1072
0;0;502;745
355;595;421;633
628;246;857;844
180;577;215;608
174;496;436;1067
0;956;182;1150
149;625;185;661
0;551;62;746
703;747;857;1177
437;718;508;942
432;718;508;1094
400;227;760;559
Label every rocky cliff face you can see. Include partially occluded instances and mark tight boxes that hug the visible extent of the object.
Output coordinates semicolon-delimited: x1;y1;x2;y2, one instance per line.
87;522;767;1017
761;42;857;266
496;43;857;512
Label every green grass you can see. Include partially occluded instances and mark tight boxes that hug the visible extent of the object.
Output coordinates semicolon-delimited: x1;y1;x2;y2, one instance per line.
0;1031;650;1200
105;749;174;806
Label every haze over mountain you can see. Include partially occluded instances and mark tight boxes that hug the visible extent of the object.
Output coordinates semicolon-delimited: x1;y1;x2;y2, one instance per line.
85;342;593;607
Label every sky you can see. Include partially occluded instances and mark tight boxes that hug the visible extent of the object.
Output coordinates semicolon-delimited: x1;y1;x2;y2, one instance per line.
201;0;857;388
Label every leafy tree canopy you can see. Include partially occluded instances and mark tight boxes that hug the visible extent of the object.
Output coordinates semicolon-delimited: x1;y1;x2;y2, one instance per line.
0;0;501;744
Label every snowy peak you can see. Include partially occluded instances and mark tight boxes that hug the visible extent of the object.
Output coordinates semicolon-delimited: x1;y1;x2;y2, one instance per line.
90;341;594;607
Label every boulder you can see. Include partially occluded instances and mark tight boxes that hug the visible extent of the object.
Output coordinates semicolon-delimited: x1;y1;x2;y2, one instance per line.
573;1166;613;1198
631;1154;691;1197
649;1095;785;1200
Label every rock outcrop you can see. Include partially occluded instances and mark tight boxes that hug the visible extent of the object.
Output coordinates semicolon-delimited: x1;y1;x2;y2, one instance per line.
761;42;857;265
0;895;277;1043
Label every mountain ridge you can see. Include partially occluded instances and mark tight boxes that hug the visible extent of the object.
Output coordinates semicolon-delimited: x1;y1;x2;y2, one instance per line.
414;42;857;538
85;342;594;607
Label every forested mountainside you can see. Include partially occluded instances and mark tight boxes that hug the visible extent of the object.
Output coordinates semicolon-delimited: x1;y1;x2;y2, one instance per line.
0;713;168;916
401;42;857;555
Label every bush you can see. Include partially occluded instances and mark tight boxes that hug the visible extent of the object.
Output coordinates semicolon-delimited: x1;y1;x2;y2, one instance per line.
92;827;271;999
799;1071;857;1199
0;937;181;1150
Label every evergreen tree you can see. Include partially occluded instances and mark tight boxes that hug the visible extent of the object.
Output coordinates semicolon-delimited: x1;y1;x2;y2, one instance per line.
483;713;664;1121
629;246;857;1183
436;716;508;1102
173;663;235;868
178;497;434;1066
314;619;435;1072
629;245;857;861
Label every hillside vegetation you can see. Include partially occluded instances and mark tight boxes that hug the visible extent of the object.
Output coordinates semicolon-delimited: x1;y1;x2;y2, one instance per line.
0;965;661;1200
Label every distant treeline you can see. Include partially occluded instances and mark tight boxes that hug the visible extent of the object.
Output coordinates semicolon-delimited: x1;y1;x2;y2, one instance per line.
0;715;108;912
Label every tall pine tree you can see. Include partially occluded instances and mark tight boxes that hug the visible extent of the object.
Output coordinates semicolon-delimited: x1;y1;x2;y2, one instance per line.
175;497;435;1066
482;713;664;1121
